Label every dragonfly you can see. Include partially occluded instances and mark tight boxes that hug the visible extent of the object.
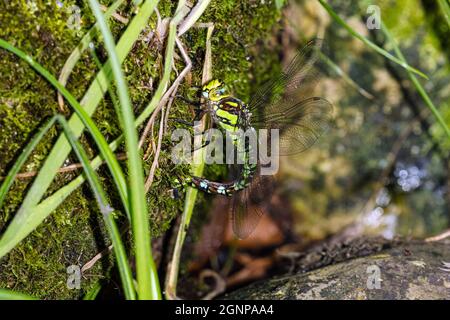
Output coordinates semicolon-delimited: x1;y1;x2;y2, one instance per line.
175;39;333;239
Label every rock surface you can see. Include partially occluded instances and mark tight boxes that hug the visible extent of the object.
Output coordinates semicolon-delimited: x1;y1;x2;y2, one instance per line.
225;240;450;300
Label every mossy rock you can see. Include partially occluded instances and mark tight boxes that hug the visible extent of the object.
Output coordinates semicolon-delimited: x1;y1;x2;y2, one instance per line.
0;0;283;299
225;239;450;300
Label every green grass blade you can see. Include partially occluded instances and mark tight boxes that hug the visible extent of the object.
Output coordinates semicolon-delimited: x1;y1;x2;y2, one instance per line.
0;114;136;299
12;0;157;242
0;39;128;258
317;0;428;79
58;0;126;103
89;47;125;147
88;0;160;300
83;282;102;300
0;118;55;209
0;289;37;300
1;40;129;216
438;0;450;28
380;22;450;139
16;0;187;219
55;115;136;299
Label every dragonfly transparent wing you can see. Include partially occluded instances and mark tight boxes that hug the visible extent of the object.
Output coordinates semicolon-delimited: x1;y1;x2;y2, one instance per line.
248;39;332;155
229;166;275;239
253;97;333;155
248;38;323;113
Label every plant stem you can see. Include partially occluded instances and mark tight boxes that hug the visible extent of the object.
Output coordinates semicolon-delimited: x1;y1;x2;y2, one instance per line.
380;22;450;140
88;0;161;300
317;0;428;79
165;24;214;300
10;0;158;258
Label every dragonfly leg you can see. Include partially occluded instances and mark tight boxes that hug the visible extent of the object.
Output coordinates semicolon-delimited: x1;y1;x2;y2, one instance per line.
175;95;202;107
192;138;211;152
172;118;195;126
171;108;206;126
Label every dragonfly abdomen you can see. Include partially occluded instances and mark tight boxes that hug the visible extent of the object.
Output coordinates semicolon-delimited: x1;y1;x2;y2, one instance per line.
188;161;257;196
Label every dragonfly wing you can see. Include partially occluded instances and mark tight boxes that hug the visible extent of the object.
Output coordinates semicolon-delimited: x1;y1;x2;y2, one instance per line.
248;38;323;113
230;167;275;239
253;97;333;156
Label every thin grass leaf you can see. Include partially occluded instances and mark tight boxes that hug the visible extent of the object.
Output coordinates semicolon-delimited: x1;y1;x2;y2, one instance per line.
317;0;428;79
381;23;450;139
0;118;55;209
83;282;102;300
13;0;193;222
0;39;128;258
0;289;37;300
318;51;374;100
28;1;188;233
88;0;160;300
89;46;125;132
438;0;450;28
55;115;136;300
11;0;158;249
0;114;136;299
57;0;127;109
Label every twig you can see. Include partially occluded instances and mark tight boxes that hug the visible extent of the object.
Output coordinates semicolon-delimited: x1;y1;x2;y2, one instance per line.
178;0;212;36
99;4;129;24
81;244;113;273
425;229;450;242
165;23;214;301
143;121;156;161
199;269;226;300
144;107;165;192
138;37;192;149
0;153;127;181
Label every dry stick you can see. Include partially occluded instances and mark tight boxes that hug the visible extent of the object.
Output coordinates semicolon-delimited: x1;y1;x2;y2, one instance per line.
99;4;129;24
165;37;192;135
142;119;157;161
144;83;181;163
162;87;178;134
165;24;214;301
138;86;170;149
141;39;192;191
74;0;209;282
177;0;212;37
425;229;450;242
0;153;127;181
143;82;179;190
143;123;156;161
144;107;165;192
199;269;227;300
81;244;113;273
30;3;201;277
138;38;192;149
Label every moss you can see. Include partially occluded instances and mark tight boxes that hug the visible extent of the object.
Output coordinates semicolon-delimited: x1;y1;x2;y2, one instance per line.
0;0;283;298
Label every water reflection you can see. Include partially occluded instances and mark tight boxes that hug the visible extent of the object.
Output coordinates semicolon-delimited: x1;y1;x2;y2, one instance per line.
394;163;427;192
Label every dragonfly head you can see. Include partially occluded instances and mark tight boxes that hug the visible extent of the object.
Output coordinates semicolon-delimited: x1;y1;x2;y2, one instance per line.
201;79;227;101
